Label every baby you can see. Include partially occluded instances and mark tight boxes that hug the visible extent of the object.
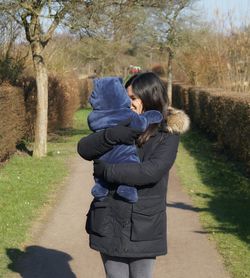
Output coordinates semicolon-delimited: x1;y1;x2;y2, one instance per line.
87;77;162;203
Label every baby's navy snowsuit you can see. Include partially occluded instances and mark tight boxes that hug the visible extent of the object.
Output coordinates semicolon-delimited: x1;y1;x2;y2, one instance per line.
87;77;163;203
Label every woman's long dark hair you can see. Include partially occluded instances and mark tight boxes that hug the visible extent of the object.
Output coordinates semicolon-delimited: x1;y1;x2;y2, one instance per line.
125;72;169;146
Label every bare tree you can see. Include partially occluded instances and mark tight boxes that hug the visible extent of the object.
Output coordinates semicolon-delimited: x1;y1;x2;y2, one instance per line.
0;12;28;84
146;0;195;104
0;13;22;59
0;1;119;157
0;1;76;157
0;0;147;157
65;1;145;75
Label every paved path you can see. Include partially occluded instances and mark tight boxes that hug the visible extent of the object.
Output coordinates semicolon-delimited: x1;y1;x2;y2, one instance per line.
13;156;231;278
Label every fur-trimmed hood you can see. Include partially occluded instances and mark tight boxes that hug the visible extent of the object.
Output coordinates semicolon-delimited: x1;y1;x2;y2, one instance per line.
166;107;190;134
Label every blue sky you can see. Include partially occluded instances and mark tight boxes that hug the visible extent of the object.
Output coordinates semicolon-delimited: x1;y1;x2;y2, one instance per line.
196;0;250;27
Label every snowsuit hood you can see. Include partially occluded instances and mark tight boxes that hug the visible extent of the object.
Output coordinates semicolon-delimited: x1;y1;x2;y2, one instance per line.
88;77;133;131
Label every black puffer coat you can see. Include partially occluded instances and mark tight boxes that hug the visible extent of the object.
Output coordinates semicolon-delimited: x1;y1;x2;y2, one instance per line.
78;129;180;258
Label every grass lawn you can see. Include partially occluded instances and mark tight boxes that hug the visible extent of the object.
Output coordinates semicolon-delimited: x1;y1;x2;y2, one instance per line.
0;109;90;277
175;129;250;278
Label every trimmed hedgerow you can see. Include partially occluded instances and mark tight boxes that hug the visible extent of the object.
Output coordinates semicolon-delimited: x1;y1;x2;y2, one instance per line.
173;84;250;175
19;74;81;140
0;83;26;161
0;74;81;161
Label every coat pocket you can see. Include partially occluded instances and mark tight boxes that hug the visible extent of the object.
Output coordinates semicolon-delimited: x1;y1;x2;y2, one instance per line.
131;197;166;241
85;201;111;237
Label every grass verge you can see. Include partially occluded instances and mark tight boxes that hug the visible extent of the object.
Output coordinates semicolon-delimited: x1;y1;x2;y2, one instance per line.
175;128;250;278
0;109;90;277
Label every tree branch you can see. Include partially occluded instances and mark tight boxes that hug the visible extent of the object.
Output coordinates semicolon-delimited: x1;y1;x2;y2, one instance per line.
21;12;32;42
19;1;39;16
41;6;67;46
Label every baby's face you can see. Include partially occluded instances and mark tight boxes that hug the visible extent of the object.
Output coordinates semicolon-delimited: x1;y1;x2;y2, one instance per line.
127;86;143;114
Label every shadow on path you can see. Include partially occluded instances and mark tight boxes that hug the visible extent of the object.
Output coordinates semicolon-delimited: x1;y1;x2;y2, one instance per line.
167;201;208;212
6;246;76;278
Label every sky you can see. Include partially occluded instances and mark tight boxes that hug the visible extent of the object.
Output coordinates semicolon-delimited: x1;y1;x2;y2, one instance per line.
196;0;250;28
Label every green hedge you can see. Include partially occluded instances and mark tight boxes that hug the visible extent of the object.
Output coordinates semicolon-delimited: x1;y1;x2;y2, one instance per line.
173;84;250;174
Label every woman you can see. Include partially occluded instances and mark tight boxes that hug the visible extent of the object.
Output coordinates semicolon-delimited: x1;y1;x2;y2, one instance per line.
77;72;189;278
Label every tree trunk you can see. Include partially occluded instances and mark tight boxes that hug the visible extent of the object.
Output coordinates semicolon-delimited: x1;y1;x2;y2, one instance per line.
32;42;48;157
167;50;174;106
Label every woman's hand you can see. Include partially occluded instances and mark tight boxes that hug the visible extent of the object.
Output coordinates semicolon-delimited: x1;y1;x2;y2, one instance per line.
93;159;107;178
104;119;142;145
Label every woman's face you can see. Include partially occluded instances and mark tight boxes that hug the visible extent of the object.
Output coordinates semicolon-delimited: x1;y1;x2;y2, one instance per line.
127;85;143;114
